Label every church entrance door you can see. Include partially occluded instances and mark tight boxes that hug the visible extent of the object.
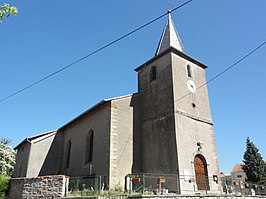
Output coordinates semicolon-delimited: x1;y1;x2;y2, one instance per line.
194;154;209;191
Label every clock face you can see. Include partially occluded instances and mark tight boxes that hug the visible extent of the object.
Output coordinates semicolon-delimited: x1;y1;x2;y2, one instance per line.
187;80;196;93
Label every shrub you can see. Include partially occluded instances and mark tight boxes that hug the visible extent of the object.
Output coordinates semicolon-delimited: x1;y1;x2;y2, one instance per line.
0;175;10;198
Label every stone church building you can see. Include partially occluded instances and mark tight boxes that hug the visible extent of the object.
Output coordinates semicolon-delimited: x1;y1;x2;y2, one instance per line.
13;12;221;194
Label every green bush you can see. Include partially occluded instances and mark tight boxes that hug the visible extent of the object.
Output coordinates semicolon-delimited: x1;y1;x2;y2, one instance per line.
0;175;9;199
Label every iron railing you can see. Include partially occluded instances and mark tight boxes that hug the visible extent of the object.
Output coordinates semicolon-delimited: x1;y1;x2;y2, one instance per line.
68;175;102;196
221;179;266;196
128;173;180;195
66;174;266;197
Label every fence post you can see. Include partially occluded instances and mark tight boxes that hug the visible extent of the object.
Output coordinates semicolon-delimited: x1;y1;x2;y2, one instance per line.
64;176;69;197
239;180;243;195
129;174;132;195
99;175;102;195
205;176;207;194
142;173;145;195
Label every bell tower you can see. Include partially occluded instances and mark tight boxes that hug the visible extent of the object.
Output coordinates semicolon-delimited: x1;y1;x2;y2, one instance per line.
135;11;221;194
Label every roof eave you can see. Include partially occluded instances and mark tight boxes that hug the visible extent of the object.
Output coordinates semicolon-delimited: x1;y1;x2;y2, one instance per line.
59;100;108;131
59;93;135;131
14;138;31;150
135;47;207;72
14;130;57;150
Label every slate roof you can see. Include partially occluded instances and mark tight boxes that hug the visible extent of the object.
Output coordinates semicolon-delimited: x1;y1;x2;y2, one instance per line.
155;11;184;56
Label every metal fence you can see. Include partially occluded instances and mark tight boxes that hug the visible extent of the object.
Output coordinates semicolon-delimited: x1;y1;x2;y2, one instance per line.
221;180;266;196
66;174;266;197
128;173;221;195
68;176;102;196
129;174;266;196
128;173;180;195
179;174;212;194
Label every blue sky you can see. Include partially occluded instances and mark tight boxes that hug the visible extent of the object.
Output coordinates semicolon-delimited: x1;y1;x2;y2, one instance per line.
1;0;266;174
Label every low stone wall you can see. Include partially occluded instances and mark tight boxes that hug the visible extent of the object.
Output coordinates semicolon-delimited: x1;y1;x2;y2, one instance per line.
6;176;266;199
128;195;266;199
7;175;69;199
62;195;266;199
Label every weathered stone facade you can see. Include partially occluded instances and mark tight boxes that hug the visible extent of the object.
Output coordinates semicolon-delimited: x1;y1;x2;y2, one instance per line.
13;12;222;194
7;175;68;199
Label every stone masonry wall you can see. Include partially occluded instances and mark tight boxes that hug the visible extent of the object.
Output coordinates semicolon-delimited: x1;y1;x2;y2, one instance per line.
130;196;266;199
7;175;68;199
61;195;266;199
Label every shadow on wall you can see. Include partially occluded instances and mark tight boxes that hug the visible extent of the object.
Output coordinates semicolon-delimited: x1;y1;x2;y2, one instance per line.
130;93;141;174
38;132;63;176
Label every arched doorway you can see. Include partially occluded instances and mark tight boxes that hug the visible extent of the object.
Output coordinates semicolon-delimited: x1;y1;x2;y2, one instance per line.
194;154;209;191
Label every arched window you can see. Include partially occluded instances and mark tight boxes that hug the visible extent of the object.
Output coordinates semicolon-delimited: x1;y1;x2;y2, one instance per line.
85;130;94;164
194;154;209;191
150;66;157;81
187;64;193;78
65;140;72;169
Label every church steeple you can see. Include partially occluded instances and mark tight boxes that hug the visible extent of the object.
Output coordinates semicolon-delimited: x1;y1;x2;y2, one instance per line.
155;11;184;56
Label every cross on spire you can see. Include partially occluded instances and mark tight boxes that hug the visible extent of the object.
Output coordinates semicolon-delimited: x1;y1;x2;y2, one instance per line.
164;0;173;9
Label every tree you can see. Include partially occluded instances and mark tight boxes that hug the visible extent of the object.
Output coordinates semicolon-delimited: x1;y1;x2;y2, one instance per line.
0;139;15;198
0;3;18;22
242;137;266;185
0;139;15;176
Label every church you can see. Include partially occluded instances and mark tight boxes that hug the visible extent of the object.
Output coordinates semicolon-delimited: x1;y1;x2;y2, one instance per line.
13;11;221;194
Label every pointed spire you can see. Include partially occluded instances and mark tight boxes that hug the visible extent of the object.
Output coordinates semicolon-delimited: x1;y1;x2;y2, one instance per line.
155;10;184;56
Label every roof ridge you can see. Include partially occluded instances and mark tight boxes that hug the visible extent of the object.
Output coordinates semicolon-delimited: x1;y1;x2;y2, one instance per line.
104;93;134;101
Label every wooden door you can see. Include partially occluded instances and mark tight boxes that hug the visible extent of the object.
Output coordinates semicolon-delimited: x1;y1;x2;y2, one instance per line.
194;155;209;190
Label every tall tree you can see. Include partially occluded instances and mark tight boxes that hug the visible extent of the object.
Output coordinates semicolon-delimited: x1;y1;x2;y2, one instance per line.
0;3;18;22
242;137;266;185
0;139;15;199
0;139;16;176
